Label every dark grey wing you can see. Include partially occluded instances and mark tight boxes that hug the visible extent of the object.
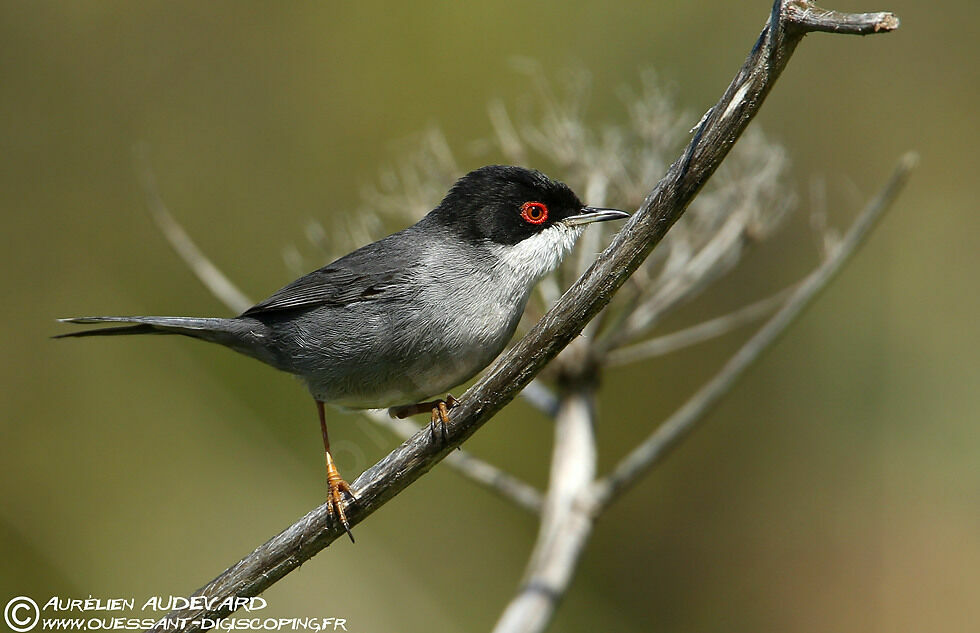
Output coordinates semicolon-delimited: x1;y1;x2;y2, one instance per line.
240;231;420;316
239;268;403;316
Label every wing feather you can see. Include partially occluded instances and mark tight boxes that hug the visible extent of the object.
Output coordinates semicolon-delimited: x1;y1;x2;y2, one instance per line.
240;231;420;316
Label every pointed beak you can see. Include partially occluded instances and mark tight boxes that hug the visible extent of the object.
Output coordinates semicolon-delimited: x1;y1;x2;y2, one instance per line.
561;206;631;227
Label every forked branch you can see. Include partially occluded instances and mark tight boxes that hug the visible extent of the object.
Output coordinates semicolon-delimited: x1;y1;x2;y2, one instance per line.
592;151;916;511
491;153;915;633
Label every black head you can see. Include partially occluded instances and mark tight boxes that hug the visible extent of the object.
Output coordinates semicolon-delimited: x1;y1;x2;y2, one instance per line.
426;165;627;246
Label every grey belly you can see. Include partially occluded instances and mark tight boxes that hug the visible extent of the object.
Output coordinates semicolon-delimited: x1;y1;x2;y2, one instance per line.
261;297;522;408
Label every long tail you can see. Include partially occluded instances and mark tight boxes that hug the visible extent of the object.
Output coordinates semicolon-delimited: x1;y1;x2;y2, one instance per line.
56;315;282;369
55;315;242;343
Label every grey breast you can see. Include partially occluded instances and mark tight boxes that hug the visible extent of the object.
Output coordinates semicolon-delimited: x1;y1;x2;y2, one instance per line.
255;232;530;409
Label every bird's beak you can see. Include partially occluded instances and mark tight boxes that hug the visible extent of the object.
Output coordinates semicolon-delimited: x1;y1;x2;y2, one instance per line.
562;206;630;227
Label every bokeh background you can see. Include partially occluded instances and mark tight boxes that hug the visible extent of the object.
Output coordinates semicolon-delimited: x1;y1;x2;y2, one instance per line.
2;2;977;632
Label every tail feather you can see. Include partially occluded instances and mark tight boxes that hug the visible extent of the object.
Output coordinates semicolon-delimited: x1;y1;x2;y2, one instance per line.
56;315;280;368
54;316;238;341
54;323;160;338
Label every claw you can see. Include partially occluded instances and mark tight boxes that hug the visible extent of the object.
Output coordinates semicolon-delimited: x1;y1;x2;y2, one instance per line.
429;404;449;444
391;394;458;446
325;456;357;543
429;395;456;445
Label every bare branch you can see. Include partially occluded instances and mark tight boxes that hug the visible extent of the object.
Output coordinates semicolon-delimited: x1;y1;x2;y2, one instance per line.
148;4;900;630
363;409;544;514
783;3;899;34
591;152;917;509
492;384;598;633
606;286;794;366
598;129;794;350
610;203;756;344
133;145;253;315
518;379;560;418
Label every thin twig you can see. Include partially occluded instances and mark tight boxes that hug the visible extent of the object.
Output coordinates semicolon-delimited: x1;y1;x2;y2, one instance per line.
148;4;899;630
783;3;899;34
591;152;916;509
133;145;253;315
364;410;544;514
601;132;794;351
606;285;794;366
519;380;560;418
610;204;755;346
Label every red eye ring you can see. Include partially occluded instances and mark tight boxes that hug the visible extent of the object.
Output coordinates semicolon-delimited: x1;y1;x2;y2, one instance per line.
520;201;548;225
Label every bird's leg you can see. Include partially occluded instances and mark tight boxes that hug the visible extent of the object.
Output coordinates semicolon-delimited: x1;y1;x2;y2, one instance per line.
317;400;356;543
388;394;457;444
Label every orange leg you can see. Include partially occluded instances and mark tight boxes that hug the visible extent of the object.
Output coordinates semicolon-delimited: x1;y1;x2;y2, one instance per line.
388;394;457;443
317;400;356;543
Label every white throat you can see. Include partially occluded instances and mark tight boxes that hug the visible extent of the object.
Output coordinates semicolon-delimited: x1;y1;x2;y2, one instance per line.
489;222;583;287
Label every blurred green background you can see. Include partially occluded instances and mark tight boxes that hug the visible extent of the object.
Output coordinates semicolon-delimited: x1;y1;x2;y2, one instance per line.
2;1;977;632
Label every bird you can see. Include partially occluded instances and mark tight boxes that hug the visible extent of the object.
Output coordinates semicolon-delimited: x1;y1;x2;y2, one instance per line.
57;164;629;540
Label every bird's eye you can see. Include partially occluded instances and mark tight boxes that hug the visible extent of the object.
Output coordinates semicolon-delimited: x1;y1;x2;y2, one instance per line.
520;201;549;225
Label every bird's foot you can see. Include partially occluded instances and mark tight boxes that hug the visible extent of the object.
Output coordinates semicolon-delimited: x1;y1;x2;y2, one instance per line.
325;461;357;543
428;396;454;444
388;394;458;444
